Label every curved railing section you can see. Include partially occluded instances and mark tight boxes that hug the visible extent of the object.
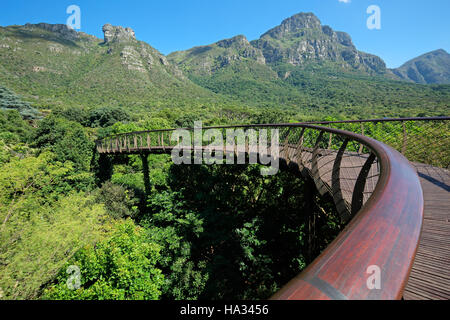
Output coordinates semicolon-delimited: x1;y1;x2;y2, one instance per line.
95;117;449;299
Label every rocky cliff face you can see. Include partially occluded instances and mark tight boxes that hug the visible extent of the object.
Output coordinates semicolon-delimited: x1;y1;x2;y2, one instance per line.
261;12;323;39
99;24;184;77
251;12;386;73
102;24;136;43
24;23;80;41
216;35;266;64
168;34;267;76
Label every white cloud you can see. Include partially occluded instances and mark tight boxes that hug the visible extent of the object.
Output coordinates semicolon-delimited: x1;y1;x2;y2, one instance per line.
339;0;351;3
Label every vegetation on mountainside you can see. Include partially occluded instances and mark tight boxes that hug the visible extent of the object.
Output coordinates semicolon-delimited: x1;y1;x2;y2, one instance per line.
186;60;450;119
0;85;40;120
1;22;449;123
0;25;226;113
392;49;450;85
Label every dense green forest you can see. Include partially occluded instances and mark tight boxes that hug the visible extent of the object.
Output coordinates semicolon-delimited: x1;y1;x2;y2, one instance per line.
0;86;346;300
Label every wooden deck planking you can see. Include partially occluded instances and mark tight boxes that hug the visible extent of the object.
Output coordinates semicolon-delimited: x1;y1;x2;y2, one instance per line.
403;165;450;300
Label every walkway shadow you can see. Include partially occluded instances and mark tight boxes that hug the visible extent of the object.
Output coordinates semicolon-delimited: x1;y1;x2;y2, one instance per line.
418;172;450;192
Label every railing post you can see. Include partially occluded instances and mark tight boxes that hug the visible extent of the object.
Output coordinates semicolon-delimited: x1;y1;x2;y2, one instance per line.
141;153;151;201
358;123;365;154
294;128;306;169
283;128;292;164
402;121;408;155
351;153;376;216
332;138;351;223
162;132;165;151
311;131;328;195
304;177;317;264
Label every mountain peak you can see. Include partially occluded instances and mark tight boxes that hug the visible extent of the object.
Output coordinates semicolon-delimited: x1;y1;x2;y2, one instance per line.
428;49;449;57
216;35;249;49
284;12;321;27
102;24;136;43
262;12;321;39
392;48;450;84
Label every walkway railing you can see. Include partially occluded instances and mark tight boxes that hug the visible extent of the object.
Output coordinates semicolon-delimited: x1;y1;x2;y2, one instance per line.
96;117;449;299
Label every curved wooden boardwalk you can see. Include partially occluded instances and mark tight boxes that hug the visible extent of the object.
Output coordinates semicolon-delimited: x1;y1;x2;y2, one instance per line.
96;118;449;300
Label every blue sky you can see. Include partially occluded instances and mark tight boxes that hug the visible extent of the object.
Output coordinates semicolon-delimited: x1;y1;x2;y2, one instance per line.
1;0;449;68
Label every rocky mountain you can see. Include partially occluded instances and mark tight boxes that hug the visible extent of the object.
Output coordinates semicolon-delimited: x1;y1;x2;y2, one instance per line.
169;12;389;79
166;12;406;109
391;49;450;84
0;23;221;111
169;34;267;76
251;12;387;74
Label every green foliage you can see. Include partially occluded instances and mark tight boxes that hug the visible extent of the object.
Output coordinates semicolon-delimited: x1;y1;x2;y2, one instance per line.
327;120;450;168
32;115;94;172
53;106;89;125
143;190;209;300
0;190;110;300
0;110;34;164
94;181;139;219
87;107;131;128
0;109;33;143
186;59;450;119
141;164;342;300
0;85;40;120
43;220;164;300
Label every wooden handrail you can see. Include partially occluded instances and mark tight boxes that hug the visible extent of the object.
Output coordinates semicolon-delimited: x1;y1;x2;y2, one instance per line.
96;121;427;300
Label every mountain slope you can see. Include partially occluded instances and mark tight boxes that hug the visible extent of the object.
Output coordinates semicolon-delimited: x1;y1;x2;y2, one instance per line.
0;23;223;111
0;17;448;121
391;49;450;84
168;35;301;106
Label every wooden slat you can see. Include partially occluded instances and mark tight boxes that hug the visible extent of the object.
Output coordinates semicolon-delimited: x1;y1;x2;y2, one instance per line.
403;166;450;300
